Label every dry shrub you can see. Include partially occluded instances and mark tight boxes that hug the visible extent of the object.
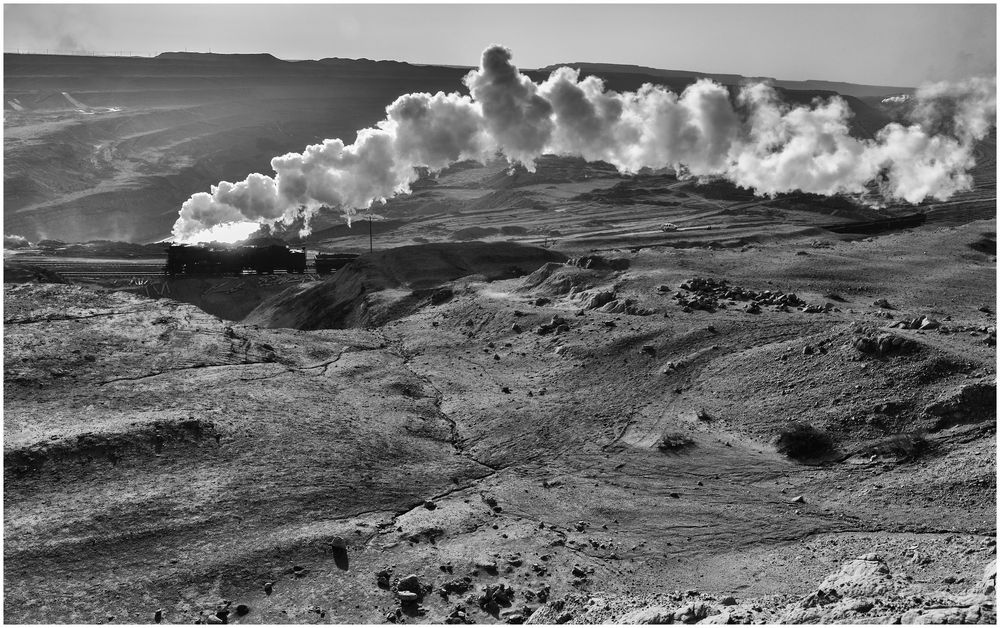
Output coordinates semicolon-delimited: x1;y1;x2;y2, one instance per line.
775;422;836;461
658;432;695;452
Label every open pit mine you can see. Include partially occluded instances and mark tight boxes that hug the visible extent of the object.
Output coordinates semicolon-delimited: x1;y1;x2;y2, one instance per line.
3;43;997;625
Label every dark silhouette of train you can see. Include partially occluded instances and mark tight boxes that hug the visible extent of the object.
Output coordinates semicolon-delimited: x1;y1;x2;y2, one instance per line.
165;244;358;276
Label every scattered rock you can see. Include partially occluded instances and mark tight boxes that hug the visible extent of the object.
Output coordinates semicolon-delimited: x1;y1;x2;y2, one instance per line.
445;604;474;624
442;577;474;594
853;333;916;356
376;568;393;589
475;559;499;573
397;574;421;593
478;583;516;615
676;277;803;314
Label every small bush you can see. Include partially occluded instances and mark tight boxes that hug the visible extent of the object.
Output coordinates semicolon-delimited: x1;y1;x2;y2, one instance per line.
658;432;695;452
775;422;836;460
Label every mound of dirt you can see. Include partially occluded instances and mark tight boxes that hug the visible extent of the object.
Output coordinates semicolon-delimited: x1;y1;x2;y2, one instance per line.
3;262;70;284
518;263;606;297
969;232;997;254
132;275;311;321
244;242;567;330
5;417;220;480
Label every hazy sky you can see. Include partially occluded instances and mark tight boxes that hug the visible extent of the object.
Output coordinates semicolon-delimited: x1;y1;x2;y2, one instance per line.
3;3;996;87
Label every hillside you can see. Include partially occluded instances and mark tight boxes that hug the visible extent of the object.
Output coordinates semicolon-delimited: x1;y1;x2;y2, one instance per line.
539;61;913;98
7;52;896;244
3;53;468;243
5;217;995;623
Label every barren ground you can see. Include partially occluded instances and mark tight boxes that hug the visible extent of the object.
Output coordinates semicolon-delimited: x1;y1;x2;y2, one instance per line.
4;179;996;623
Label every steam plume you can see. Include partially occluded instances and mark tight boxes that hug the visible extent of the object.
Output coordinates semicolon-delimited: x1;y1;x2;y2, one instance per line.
172;45;996;242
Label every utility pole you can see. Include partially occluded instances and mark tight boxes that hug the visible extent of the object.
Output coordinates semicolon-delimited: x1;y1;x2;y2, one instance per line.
368;214;373;253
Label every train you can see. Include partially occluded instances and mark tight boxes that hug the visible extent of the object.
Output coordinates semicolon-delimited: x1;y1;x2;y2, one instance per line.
165;244;358;276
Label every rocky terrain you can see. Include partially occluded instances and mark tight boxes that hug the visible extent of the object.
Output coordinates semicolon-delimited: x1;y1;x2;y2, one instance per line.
4;209;995;623
4;50;996;625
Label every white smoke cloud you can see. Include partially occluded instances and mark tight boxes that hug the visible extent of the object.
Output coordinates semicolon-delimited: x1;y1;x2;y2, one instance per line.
464;45;552;167
172;45;996;243
728;84;880;197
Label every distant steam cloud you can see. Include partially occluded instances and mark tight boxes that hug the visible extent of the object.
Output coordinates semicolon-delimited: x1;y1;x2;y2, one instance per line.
172;45;996;242
4;234;32;249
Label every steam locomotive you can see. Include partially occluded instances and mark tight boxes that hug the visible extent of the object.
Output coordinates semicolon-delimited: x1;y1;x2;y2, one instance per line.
165;244;361;276
165;243;309;275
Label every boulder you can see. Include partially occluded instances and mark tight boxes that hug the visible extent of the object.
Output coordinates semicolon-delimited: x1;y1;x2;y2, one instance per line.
673;603;714;623
815;553;892;598
619;606;676;624
599;299;628;314
397;574;421;593
579;290;616;310
397;590;419;604
901;605;987;624
919;317;941;330
698;612;730;624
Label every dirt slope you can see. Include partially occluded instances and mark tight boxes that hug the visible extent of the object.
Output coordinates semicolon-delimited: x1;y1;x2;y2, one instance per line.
243;242;567;330
4;215;994;624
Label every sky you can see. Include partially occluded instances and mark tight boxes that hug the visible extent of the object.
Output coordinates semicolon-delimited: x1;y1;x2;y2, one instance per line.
3;3;996;87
